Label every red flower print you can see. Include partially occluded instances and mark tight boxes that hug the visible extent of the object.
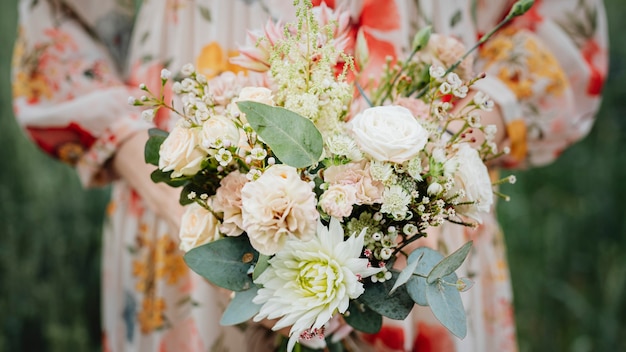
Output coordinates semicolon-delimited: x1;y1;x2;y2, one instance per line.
362;325;406;351
412;322;455;352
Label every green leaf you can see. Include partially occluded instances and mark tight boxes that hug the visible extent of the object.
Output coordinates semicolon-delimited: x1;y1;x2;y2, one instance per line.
198;5;211;21
236;101;323;168
450;9;462;27
359;271;414;320
427;241;473;284
425;278;467;338
389;252;422;295
405;247;444;306
220;286;262;326
253;254;270;281
344;299;383;334
150;169;188;187
145;128;168;166
184;236;258;291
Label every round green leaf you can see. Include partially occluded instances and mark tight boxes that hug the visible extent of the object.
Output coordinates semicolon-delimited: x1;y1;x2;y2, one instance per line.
425;279;467;338
237;101;323;168
220;286;262;326
427;241;473;284
406;247;444;306
359;271;414;320
184;236;258;291
344;299;383;334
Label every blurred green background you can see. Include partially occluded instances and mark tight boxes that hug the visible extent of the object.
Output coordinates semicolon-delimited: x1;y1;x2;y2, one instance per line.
1;1;625;351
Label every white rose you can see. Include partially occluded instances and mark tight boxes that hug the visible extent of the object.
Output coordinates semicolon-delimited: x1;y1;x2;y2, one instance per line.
179;202;221;252
199;115;241;151
241;164;318;255
159;125;206;178
449;143;493;222
348;106;429;163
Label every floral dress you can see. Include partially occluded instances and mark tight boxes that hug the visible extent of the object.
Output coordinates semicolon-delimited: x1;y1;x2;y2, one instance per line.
12;0;607;351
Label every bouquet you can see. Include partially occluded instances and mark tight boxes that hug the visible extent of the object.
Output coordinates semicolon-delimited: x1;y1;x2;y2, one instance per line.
133;0;530;350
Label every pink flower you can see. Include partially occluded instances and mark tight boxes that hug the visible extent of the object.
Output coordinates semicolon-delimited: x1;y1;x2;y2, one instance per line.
324;161;383;205
213;171;248;237
319;184;358;218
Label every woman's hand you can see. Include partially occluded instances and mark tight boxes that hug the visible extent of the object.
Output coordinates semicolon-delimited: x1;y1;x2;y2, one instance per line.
112;131;185;235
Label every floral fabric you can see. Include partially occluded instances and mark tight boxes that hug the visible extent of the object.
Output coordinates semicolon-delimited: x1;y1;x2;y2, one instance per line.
12;0;607;351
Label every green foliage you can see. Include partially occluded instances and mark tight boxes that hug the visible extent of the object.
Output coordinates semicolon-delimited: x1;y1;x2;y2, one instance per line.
220;286;262;326
144;128;168;166
184;236;258;291
236;101;323;168
359;272;413;320
427;241;472;284
344;300;382;333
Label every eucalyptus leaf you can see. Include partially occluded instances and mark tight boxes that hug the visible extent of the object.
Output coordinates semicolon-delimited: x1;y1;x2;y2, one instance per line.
184;236;258;291
405;247;444;306
150;169;188;187
344;299;383;334
389;252;422;295
253;254;270;281
425;279;467;338
359;272;414;320
427;241;473;284
220;286;262;326
236;101;323;168
145;128;168;166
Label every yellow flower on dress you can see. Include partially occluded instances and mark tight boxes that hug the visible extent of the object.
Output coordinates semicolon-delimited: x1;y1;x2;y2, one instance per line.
137;297;166;334
195;42;246;79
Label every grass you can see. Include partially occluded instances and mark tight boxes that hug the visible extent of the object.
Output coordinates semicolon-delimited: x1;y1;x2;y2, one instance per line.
1;1;625;351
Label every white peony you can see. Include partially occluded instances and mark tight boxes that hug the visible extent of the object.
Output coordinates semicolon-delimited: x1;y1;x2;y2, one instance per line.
159;125;206;178
449;143;494;222
348;106;429;163
179;202;221;252
253;218;381;352
199;115;241;151
240;164;318;255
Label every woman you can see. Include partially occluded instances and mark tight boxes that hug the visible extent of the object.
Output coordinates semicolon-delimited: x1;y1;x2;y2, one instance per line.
11;0;607;351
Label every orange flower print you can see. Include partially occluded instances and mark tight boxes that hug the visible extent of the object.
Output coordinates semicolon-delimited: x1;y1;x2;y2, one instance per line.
155;236;188;285
137;297;166;334
196;42;247;79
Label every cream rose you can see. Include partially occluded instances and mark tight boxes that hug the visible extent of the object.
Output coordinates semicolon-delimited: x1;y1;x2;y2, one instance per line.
179;202;221;252
159;125;206;178
230;86;275;123
213;171;248;237
199;115;241;151
348;106;429;163
240;164;318;255
449;143;493;222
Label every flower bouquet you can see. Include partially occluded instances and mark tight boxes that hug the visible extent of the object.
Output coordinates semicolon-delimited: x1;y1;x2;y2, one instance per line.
135;0;530;350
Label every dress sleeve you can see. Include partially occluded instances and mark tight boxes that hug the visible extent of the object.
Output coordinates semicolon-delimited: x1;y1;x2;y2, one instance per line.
473;0;608;168
11;0;152;187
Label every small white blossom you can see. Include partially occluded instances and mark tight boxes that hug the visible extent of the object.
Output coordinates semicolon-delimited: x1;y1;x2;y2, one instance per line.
181;63;195;76
250;147;268;160
215;149;233;166
160;68;172;80
429;65;446;79
141;109;156;121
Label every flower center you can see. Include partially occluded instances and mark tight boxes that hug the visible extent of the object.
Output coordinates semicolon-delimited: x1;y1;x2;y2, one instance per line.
296;259;342;299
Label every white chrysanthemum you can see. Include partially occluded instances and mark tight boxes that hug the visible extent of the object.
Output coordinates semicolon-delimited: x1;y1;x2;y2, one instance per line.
253;218;381;352
380;185;411;219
